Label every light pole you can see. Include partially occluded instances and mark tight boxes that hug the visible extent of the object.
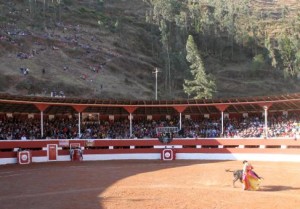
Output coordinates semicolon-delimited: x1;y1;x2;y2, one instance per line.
153;67;160;100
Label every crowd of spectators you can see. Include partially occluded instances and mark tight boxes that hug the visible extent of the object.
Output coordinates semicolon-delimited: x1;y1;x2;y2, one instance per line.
0;113;299;140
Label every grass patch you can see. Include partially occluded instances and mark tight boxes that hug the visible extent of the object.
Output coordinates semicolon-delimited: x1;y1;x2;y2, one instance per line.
0;75;11;91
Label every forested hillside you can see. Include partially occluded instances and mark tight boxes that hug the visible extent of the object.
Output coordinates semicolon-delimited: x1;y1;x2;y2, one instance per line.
0;0;299;100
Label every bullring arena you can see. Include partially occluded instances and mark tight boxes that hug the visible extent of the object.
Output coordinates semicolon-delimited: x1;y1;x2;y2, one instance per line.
1;93;300;209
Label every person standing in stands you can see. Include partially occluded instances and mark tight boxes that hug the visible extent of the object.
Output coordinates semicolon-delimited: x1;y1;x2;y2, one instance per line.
21;134;27;140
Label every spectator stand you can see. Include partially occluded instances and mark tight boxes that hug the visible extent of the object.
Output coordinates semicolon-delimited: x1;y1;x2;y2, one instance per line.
156;127;179;161
156;127;179;144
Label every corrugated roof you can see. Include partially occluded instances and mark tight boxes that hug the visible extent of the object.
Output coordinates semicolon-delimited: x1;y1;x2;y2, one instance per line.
0;93;300;115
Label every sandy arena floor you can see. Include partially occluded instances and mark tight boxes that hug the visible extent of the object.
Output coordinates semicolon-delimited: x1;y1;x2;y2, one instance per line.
0;160;300;209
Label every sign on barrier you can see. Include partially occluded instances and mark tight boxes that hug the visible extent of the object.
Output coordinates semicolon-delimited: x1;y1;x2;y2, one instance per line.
161;149;175;161
18;151;32;164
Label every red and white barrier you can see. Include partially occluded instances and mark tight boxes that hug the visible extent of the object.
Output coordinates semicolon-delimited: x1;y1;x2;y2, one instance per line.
1;138;300;165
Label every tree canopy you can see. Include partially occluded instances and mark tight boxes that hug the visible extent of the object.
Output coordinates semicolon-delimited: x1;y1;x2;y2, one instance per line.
145;0;300;98
183;35;216;99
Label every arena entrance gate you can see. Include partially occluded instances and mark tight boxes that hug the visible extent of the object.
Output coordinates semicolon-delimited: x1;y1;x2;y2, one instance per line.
70;143;83;161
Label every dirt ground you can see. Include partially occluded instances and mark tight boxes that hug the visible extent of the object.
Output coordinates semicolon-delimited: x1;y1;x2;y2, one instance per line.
0;160;300;209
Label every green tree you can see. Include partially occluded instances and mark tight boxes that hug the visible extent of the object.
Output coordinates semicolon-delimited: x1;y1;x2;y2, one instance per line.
278;35;298;77
251;54;265;71
183;35;216;99
144;0;183;96
264;37;277;68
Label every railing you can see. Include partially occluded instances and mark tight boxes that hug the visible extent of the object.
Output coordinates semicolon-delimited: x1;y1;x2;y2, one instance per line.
1;138;300;164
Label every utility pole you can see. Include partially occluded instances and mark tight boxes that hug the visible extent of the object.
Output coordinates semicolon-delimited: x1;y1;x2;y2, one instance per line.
153;67;160;100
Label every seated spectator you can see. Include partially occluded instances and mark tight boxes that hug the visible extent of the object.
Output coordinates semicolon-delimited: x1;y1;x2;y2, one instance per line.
0;113;299;140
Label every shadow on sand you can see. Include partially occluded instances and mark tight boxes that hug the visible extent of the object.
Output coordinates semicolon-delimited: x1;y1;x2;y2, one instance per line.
260;185;300;192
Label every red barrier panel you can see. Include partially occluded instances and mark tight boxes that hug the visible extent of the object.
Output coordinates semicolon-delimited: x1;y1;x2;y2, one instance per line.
1;138;300;164
70;148;83;161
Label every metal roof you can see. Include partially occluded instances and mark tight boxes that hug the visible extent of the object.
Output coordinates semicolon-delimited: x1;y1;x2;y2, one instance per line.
0;93;300;115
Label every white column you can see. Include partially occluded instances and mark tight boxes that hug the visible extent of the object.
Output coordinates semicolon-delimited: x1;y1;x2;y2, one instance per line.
263;106;268;138
179;112;182;130
41;111;44;138
153;67;159;100
221;111;224;137
130;113;133;138
78;112;81;138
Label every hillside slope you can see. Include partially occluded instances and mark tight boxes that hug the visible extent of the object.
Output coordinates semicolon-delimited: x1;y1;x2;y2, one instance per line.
0;0;299;100
0;0;158;100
